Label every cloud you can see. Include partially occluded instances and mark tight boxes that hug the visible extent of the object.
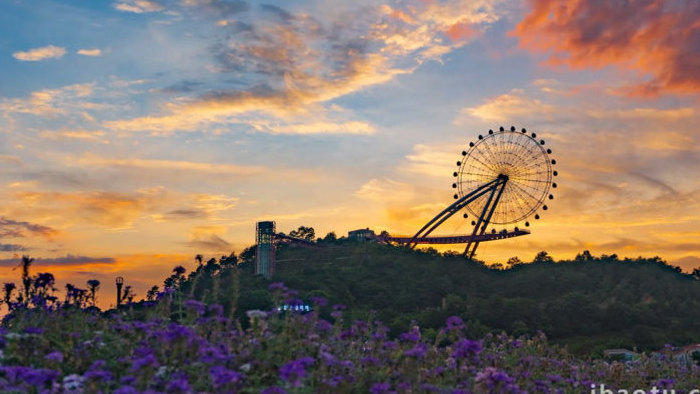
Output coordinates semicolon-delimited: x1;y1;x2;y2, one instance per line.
0;155;22;166
11;190;164;230
185;226;233;251
113;0;164;13
77;49;102;57
0;244;27;252
103;0;507;134
513;0;700;96
0;83;95;117
457;89;556;123
160;209;208;220
153;194;239;221
68;154;263;175
0;254;115;267
39;130;107;142
12;45;66;61
181;0;248;17
250;120;375;135
186;234;233;251
0;217;57;238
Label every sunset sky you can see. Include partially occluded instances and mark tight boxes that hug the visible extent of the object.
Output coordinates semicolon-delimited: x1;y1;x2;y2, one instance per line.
1;0;699;307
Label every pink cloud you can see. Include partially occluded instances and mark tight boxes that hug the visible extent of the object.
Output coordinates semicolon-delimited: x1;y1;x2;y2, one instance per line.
513;0;700;97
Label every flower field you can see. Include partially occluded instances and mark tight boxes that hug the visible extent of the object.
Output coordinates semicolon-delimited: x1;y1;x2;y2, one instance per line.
1;279;698;393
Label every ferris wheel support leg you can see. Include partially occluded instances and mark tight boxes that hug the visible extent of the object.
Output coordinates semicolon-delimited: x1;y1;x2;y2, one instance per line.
407;179;499;248
409;185;494;248
464;180;506;259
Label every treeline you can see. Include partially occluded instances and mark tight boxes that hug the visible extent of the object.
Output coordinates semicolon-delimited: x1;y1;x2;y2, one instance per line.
184;236;699;356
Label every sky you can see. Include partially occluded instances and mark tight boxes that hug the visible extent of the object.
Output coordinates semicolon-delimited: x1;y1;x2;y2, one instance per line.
1;0;699;308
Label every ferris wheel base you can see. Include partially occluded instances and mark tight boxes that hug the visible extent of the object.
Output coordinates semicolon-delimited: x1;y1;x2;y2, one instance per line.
384;229;530;245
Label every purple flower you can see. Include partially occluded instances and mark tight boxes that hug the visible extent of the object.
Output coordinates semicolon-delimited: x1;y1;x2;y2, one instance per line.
279;357;315;387
453;339;483;358
310;296;327;306
130;353;158;371
316;319;333;332
655;378;674;388
0;366;60;387
199;344;228;364
24;326;44;335
323;375;344;387
184;299;206;315
446;316;465;331
370;382;392;394
331;311;343;319
475;367;516;390
332;304;347;310
404;343;428;359
44;351;63;362
85;360;113;381
167;371;191;392
399;327;420;342
114;386;139;394
210;365;242;388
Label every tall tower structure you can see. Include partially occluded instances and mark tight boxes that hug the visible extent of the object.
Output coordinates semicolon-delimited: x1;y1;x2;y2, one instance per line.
255;221;276;279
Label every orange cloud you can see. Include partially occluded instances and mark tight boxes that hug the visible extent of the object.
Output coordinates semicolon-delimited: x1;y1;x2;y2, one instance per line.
77;49;102;57
445;21;478;42
114;0;164;13
12;45;66;61
12;190;162;230
513;0;700;96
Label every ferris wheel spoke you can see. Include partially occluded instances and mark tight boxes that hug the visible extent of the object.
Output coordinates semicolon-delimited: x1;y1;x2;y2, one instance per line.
510;180;544;208
466;151;501;176
456;129;554;226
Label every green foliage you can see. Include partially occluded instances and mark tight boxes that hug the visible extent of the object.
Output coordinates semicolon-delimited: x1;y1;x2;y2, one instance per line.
199;243;700;355
289;226;315;241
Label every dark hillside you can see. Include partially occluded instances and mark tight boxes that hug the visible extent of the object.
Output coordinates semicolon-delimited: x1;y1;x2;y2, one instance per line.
187;243;700;355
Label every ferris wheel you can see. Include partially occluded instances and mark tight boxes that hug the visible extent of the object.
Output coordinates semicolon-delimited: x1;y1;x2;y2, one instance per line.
404;126;557;258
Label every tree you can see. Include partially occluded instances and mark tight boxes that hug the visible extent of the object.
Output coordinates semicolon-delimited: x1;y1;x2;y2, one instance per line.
506;256;523;268
322;231;337;242
575;250;594;262
219;252;238;266
532;251;554;263
240;246;256;264
122;285;135;304
195;254;204;266
86;279;100;306
146;285;159;301
289;226;315;241
18;255;34;303
693;267;699;280
3;283;16;310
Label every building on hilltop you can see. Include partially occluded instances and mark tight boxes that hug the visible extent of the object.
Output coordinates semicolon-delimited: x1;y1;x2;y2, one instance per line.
256;221;276;279
348;228;375;241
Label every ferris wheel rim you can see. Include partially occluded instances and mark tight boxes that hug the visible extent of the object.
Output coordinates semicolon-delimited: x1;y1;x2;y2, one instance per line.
455;127;554;225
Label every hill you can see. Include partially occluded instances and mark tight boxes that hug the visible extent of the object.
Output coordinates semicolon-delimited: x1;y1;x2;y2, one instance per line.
179;242;700;356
